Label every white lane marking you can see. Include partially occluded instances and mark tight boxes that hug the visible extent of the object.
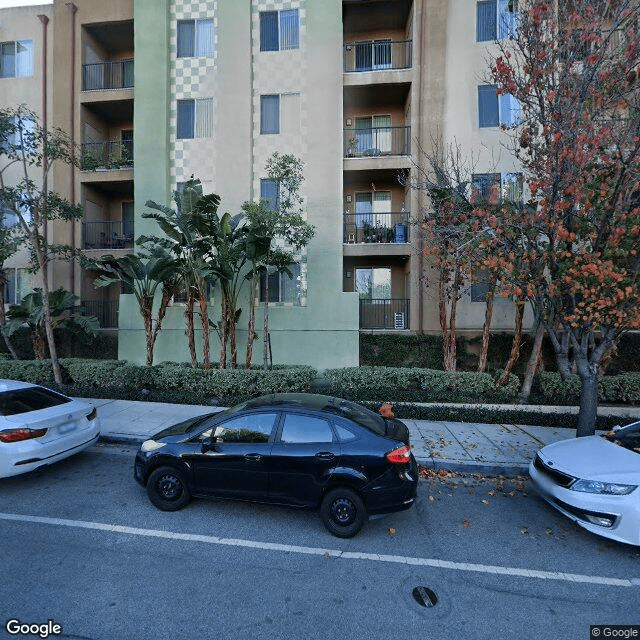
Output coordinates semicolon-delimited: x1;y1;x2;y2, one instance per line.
0;511;637;588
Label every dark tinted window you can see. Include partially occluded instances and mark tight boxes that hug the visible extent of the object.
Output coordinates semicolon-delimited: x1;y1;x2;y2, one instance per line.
281;414;333;444
335;425;357;442
260;11;278;51
0;387;70;416
328;399;386;436
213;413;276;443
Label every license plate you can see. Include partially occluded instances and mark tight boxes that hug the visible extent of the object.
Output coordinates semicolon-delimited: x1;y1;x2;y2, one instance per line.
59;422;77;434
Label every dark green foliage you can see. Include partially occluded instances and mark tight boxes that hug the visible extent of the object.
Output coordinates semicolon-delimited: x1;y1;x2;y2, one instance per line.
0;327;117;360
357;402;628;431
359;333;448;369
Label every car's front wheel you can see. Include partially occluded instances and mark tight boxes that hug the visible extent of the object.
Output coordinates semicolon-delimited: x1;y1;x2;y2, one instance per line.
146;466;190;511
320;487;366;538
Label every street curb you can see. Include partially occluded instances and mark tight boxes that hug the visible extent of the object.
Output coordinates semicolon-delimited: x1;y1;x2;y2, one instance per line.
99;434;146;446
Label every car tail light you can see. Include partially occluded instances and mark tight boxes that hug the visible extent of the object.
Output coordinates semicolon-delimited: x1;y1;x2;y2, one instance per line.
0;428;48;443
86;407;97;421
386;445;412;464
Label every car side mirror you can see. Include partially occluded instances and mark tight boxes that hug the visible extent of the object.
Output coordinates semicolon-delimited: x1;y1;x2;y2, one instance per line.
201;437;215;452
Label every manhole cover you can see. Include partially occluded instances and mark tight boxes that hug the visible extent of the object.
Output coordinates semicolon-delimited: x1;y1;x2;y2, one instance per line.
412;586;438;608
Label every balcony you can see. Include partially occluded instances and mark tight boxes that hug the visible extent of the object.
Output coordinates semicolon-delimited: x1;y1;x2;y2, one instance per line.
359;299;410;330
344;212;410;244
81;140;133;171
82;300;118;329
82;59;133;91
83;220;134;250
344;40;412;73
344;126;410;158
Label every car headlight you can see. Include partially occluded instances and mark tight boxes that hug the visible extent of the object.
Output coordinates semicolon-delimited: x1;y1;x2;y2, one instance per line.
140;440;166;453
571;479;637;495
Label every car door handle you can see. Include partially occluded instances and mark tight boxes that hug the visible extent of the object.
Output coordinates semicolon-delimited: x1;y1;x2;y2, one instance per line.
244;453;262;461
315;452;335;461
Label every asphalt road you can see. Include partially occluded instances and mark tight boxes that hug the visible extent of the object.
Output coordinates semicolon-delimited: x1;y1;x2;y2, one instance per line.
0;443;639;640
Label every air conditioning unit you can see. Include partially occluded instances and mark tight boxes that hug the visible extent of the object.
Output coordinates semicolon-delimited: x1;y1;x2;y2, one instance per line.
394;312;405;329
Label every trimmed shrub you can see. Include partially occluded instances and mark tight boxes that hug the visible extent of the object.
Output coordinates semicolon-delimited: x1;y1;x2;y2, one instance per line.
324;366;520;403
539;372;640;405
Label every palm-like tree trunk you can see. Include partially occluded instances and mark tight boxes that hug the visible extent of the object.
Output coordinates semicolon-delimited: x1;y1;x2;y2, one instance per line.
245;273;258;369
197;281;211;370
185;289;197;367
219;291;228;369
477;280;496;373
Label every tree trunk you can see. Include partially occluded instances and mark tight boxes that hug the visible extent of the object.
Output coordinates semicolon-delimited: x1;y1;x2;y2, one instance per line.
37;248;62;383
230;312;238;369
184;290;197;368
555;332;572;379
263;274;270;371
219;291;227;369
477;284;495;373
33;326;46;360
197;282;211;370
575;354;598;437
497;296;525;385
245;273;257;369
142;297;154;366
517;319;545;404
0;279;18;359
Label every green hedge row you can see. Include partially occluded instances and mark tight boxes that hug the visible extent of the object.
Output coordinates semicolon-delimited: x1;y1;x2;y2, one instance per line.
0;358;317;404
323;366;521;403
538;372;640;405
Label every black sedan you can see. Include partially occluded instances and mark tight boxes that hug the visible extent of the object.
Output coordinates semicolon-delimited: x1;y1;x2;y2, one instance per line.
134;393;418;537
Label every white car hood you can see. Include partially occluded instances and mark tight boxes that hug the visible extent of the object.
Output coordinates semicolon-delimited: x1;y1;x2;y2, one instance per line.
538;436;640;483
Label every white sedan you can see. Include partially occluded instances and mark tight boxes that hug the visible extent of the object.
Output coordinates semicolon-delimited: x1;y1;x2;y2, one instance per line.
529;421;640;546
0;380;100;478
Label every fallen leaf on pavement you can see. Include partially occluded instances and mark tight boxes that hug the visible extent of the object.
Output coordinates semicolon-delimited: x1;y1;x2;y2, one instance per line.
481;499;490;506
462;520;471;528
487;490;496;496
520;527;529;535
546;528;553;536
388;527;397;536
428;495;435;502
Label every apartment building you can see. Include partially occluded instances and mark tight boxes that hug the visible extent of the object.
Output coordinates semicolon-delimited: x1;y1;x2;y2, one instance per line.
1;0;526;368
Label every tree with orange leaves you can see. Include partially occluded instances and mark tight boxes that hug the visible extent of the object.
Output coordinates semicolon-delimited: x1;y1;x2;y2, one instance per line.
488;0;640;435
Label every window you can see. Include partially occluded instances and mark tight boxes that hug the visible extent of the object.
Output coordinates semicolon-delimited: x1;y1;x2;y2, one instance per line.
3;268;30;306
260;179;279;211
211;413;276;443
355;267;391;300
177;19;214;58
1;115;36;154
478;85;519;127
354;39;392;71
280;414;334;444
1;192;32;228
260;9;299;52
471;172;523;203
260;94;280;134
260;262;301;304
176;98;214;139
476;0;518;42
0;40;33;78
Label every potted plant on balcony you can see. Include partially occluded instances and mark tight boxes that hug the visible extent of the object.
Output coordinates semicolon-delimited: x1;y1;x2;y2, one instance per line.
346;137;358;157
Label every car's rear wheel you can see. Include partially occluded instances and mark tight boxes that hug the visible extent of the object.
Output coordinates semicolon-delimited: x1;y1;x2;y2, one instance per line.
320;487;366;538
146;466;190;511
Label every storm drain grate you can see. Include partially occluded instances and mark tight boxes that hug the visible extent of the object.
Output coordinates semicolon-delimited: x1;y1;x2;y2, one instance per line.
412;586;438;608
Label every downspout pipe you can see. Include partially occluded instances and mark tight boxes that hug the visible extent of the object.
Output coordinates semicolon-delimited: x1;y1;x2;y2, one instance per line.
67;3;78;296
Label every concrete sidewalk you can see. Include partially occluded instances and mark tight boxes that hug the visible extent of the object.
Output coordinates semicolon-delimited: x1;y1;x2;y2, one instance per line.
90;398;640;477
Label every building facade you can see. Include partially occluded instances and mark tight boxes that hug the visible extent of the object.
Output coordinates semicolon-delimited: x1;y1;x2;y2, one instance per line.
1;0;528;368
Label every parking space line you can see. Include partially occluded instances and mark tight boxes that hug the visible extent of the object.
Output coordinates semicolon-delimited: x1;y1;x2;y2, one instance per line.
0;511;637;588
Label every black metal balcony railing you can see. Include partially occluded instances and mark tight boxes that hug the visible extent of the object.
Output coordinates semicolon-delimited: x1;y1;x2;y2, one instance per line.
82;59;134;91
344;212;410;244
82;300;118;329
83;220;134;250
344;126;411;157
360;298;410;330
81;140;133;170
344;40;412;72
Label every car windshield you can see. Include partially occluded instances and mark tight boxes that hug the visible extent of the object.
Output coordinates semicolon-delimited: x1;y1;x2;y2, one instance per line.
0;387;71;416
603;421;640;454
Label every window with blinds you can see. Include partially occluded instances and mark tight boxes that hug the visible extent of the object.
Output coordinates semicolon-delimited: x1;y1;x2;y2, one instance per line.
260;9;299;52
177;19;214;58
476;0;519;42
177;98;214;139
260;95;280;134
478;85;520;128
